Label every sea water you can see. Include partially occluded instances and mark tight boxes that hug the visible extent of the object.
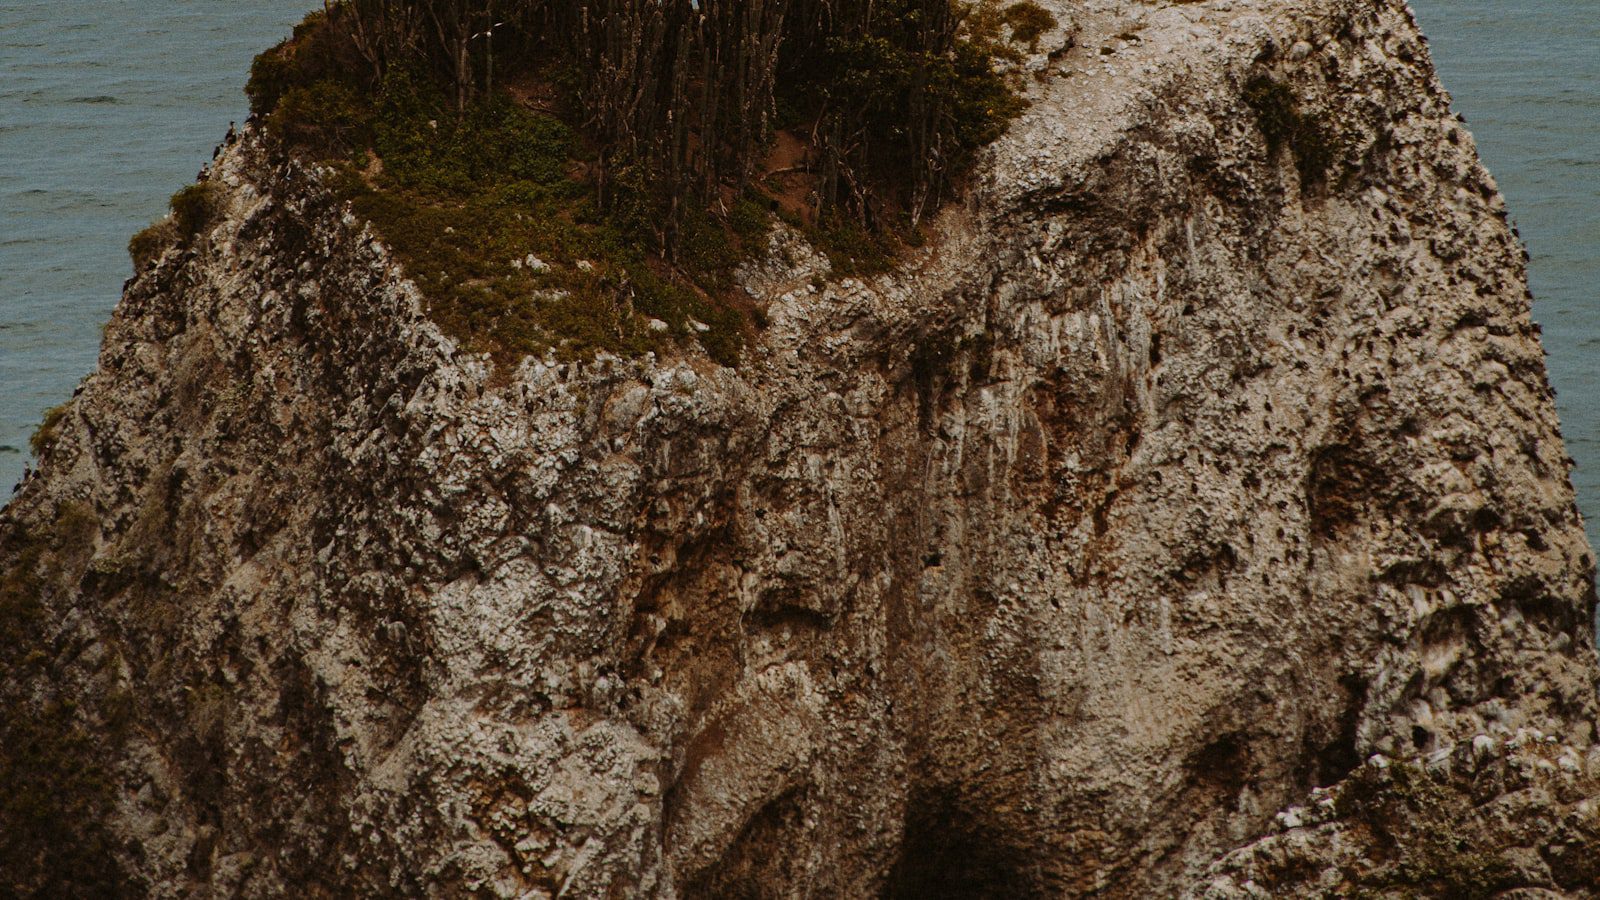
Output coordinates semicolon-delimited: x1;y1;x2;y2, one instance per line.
1409;0;1600;555
2;2;1597;555
0;0;313;488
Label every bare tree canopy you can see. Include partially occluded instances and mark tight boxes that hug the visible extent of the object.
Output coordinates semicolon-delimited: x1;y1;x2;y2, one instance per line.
250;0;1048;232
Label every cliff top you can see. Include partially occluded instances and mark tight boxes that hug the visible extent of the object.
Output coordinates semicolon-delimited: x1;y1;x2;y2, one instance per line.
128;0;1058;368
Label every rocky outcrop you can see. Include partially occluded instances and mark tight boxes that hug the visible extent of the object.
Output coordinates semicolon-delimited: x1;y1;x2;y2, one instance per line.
1190;735;1600;897
4;0;1598;896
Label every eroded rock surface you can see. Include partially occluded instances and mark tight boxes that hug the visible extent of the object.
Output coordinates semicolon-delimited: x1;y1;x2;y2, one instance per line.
4;0;1598;896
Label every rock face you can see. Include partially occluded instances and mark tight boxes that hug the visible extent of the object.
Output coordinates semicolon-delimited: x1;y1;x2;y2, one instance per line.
3;0;1598;896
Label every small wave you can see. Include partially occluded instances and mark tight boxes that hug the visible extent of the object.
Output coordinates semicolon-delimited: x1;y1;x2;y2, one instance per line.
0;446;19;455
67;95;120;105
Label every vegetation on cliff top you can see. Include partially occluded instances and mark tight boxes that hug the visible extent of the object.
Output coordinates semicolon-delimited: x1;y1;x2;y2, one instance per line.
129;182;226;272
231;0;1051;366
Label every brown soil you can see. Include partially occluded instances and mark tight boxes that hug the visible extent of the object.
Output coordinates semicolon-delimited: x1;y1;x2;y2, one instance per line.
759;129;820;224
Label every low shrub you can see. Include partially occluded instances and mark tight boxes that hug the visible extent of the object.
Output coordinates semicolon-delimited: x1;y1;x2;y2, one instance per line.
28;404;68;457
127;183;224;271
808;216;897;278
245;8;365;118
128;218;178;271
1001;1;1057;51
169;182;224;242
268;79;373;154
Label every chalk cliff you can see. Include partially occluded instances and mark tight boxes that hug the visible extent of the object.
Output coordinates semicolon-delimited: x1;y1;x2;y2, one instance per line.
4;0;1598;896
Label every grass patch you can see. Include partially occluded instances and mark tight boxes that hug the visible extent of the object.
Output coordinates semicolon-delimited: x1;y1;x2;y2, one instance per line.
807;215;900;279
990;1;1058;52
29;403;68;457
127;182;226;271
1331;761;1525;899
129;219;179;271
260;59;764;366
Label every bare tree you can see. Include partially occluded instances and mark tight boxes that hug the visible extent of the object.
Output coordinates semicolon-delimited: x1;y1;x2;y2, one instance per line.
284;0;1010;233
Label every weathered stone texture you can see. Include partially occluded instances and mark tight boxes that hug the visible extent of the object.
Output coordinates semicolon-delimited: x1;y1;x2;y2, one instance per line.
3;0;1597;896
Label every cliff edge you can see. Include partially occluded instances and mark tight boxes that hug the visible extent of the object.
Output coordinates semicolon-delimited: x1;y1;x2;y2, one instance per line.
4;0;1599;896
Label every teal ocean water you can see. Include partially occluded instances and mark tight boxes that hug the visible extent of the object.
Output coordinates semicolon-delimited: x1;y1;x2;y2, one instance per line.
0;1;314;489
1408;0;1600;554
3;2;1598;556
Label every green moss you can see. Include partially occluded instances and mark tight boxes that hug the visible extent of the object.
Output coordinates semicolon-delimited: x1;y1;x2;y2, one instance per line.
1244;76;1339;188
1331;762;1523;899
29;403;68;457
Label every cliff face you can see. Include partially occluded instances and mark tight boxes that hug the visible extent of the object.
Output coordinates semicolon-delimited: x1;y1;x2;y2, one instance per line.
4;0;1599;896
